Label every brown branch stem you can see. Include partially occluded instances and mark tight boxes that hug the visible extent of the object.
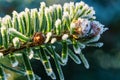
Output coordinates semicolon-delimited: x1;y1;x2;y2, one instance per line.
0;34;70;56
0;42;37;56
0;32;86;56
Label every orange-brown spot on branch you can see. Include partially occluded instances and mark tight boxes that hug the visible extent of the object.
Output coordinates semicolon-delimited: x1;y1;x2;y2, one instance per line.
33;32;45;45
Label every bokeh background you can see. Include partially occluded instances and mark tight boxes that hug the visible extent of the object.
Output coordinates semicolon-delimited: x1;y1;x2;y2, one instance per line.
0;0;120;80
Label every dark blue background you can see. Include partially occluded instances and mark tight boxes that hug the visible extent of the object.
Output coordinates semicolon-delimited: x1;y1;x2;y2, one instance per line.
0;0;120;80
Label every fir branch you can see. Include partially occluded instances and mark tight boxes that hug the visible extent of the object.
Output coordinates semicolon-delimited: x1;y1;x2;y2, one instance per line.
0;1;108;80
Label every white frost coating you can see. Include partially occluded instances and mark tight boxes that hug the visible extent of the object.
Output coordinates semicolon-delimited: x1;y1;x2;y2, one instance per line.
79;1;85;6
73;46;81;54
77;9;82;15
45;8;50;15
81;19;91;36
63;3;70;11
31;8;37;14
86;34;101;43
46;32;52;37
63;11;69;18
8;28;15;33
95;42;104;47
13;37;19;47
12;61;19;67
53;4;57;10
97;43;104;47
2;15;11;25
51;38;57;44
78;43;86;49
70;2;74;7
70;23;76;29
75;1;85;8
5;15;11;19
45;32;52;43
89;7;95;15
79;53;90;69
55;19;61;28
40;2;46;7
14;53;22;56
1;26;7;35
29;49;34;59
90;21;108;35
70;2;74;17
6;73;11;78
57;4;62;10
25;8;29;12
13;37;19;42
19;12;25;17
0;53;3;58
78;18;84;22
87;42;104;48
83;4;89;10
49;6;54;12
92;34;101;42
62;34;69;40
12;10;18;16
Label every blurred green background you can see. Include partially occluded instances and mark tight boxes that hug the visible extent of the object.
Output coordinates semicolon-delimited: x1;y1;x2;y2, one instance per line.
0;0;120;80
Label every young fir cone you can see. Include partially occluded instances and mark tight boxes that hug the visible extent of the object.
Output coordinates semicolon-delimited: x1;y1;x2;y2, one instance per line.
70;18;108;39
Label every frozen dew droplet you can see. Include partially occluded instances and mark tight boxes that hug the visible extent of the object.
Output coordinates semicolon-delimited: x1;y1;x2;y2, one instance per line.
45;32;52;43
55;19;61;28
51;38;57;44
62;34;69;40
0;53;3;58
40;2;46;8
